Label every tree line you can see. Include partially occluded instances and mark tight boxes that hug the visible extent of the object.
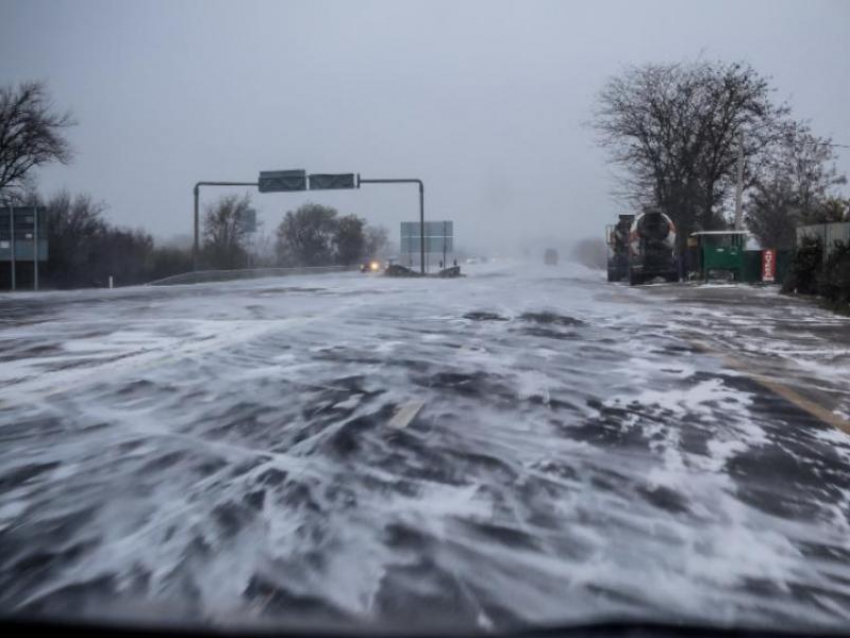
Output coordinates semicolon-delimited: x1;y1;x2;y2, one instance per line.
199;195;389;272
592;60;847;250
3;189;389;289
0;81;388;289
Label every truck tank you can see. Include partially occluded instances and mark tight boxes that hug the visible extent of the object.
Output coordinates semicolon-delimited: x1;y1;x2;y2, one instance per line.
628;211;679;285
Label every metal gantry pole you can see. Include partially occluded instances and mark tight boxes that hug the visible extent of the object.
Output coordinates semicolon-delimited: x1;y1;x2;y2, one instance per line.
442;220;447;268
192;181;258;272
357;177;426;274
193;185;199;273
419;182;425;275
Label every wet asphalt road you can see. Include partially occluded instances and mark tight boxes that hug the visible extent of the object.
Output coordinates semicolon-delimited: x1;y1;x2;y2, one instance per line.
0;262;849;631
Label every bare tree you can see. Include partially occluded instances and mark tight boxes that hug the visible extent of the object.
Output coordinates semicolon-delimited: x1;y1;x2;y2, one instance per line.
593;61;788;245
334;214;366;265
275;203;338;266
202;193;252;269
246;227;277;268
364;225;390;258
746;123;846;248
0;82;75;196
41;190;106;287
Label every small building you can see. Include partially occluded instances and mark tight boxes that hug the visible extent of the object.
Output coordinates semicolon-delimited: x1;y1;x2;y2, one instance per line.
690;231;749;281
690;230;791;284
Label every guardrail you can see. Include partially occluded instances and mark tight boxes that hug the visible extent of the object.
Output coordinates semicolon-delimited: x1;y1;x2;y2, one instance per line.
147;265;353;286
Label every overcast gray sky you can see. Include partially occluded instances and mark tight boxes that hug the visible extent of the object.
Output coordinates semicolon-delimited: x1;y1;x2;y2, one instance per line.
2;0;848;253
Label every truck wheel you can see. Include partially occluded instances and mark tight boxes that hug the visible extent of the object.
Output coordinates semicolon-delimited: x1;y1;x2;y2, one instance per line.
629;270;641;286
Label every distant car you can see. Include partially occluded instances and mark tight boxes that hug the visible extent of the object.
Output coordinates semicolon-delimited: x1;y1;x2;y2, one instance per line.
544;248;559;265
360;259;382;273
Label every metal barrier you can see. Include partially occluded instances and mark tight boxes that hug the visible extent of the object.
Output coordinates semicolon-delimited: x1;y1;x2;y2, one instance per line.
147;265;352;286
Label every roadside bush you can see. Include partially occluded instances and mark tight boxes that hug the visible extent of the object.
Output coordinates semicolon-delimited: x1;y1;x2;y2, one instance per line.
782;236;822;295
818;241;850;311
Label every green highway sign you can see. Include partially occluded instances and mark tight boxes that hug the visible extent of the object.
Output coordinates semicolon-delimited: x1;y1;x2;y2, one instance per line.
309;173;357;190
258;170;307;193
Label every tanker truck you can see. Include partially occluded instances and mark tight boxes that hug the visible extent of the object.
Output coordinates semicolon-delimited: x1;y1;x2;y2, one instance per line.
628;210;679;285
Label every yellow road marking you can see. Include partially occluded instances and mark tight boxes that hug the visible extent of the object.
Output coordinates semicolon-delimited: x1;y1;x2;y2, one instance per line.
690;339;850;435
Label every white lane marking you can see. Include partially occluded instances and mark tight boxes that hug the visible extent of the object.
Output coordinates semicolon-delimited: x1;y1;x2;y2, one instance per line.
389;400;425;429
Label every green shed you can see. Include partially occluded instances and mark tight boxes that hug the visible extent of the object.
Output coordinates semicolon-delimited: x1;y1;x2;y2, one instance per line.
691;231;749;281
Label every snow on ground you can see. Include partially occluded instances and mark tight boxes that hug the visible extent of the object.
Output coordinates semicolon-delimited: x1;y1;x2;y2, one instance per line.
637;281;850;429
1;262;850;631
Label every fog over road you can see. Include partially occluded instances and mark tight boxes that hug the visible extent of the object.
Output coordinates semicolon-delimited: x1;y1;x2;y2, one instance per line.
1;263;849;630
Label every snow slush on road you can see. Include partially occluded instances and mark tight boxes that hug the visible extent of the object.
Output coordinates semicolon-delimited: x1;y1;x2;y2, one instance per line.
1;262;850;630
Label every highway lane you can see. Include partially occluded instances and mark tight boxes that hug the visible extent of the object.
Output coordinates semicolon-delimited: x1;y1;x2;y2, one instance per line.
1;262;849;630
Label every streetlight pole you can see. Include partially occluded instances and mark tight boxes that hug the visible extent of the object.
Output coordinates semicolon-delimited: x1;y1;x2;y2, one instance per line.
357;177;426;274
193;181;258;271
32;205;38;290
734;133;744;231
7;205;15;291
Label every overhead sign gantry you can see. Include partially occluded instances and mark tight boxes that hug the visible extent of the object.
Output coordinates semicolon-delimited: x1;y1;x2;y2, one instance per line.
193;170;426;274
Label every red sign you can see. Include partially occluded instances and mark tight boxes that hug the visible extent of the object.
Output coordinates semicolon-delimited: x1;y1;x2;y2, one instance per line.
762;249;776;282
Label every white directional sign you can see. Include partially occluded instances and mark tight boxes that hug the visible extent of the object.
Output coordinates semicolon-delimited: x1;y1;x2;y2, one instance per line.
400;220;453;263
0;207;48;262
401;221;453;237
236;208;257;233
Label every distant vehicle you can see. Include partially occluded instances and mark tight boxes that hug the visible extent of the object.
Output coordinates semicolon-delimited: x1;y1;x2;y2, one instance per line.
628;210;679;285
606;214;634;282
359;259;382;273
544;248;559;265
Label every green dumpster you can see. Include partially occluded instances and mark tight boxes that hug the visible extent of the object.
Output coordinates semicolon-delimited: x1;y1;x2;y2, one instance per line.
692;231;749;281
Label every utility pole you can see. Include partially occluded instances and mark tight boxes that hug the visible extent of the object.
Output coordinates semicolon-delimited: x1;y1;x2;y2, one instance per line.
734;133;744;231
33;205;39;290
7;206;15;291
